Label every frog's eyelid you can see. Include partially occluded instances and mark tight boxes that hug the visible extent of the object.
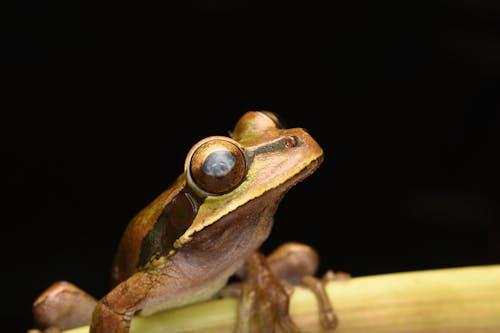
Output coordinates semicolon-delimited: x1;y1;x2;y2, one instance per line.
258;111;287;129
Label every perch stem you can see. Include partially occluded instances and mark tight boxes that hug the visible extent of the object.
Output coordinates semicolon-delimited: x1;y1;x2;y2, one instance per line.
64;265;500;333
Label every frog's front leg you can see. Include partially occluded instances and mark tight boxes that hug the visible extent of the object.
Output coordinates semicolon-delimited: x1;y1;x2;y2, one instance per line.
90;269;157;333
30;275;149;333
233;242;348;333
236;251;300;333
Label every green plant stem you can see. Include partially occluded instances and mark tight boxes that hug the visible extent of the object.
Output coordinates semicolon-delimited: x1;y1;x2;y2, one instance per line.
65;265;500;333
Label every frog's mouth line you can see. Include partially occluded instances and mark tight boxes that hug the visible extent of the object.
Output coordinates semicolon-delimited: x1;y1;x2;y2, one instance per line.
257;153;324;212
173;153;324;249
282;154;324;191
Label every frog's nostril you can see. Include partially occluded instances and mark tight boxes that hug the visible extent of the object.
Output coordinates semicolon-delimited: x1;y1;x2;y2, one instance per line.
284;136;298;148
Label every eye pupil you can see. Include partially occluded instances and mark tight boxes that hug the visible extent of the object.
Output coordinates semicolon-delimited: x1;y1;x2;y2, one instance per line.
202;150;236;177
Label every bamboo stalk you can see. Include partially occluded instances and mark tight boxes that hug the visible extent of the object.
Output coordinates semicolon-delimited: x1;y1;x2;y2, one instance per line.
65;265;500;333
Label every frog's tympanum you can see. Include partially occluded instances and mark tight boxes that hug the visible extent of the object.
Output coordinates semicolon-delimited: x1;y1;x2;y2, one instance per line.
31;111;343;333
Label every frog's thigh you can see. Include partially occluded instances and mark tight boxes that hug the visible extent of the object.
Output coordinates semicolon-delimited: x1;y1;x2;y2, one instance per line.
33;281;97;330
266;241;319;284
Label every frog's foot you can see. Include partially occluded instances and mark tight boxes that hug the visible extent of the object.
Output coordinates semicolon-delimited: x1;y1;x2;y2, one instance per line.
32;281;97;332
237;252;300;333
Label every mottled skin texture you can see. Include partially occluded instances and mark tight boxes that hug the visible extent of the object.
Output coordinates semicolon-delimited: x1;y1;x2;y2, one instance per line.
31;111;326;333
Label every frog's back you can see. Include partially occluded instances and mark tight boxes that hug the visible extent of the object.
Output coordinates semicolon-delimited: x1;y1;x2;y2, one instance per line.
111;175;186;286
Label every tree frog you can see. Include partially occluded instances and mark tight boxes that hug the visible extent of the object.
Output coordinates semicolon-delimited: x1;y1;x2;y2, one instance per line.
31;111;340;333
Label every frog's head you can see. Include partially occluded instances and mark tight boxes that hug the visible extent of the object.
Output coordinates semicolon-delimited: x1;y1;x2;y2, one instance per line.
111;111;324;284
177;111;324;246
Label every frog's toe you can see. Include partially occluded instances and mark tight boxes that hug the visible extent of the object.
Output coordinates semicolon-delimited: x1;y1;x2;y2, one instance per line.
301;269;351;330
302;275;337;329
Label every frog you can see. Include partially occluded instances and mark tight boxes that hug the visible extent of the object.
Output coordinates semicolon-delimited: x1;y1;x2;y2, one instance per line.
30;111;342;333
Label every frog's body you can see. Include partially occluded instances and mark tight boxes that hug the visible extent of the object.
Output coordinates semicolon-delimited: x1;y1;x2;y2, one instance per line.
113;173;278;316
32;111;329;333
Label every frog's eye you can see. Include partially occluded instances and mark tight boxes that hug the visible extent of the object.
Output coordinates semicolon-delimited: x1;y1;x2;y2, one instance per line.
186;136;247;195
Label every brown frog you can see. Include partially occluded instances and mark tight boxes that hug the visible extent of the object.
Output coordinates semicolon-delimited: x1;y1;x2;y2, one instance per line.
31;111;341;333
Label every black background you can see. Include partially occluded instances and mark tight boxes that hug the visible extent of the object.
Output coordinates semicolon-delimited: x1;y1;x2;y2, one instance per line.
3;1;499;332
